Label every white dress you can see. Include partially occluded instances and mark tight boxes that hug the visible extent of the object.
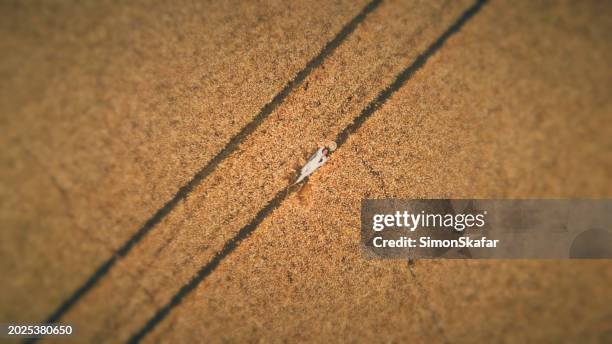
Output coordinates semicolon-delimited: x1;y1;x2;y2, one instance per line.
294;147;329;184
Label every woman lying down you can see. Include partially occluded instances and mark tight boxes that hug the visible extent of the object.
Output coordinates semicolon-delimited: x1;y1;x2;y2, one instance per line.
293;142;337;185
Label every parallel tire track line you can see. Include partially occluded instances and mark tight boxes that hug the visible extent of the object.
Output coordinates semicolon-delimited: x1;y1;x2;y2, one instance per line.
128;0;488;342
31;0;383;338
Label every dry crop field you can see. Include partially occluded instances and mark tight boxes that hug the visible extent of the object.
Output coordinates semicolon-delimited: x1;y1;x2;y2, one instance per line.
1;0;611;343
